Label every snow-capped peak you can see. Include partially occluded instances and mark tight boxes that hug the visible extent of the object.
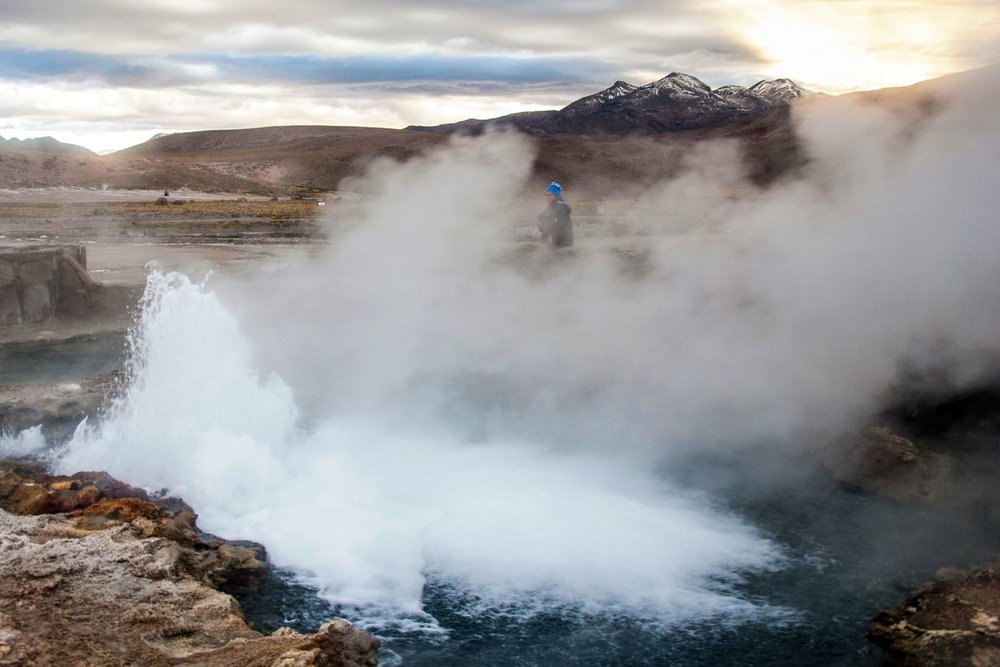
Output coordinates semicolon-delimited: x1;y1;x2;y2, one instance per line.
651;72;711;92
625;72;713;104
561;80;637;113
748;79;813;104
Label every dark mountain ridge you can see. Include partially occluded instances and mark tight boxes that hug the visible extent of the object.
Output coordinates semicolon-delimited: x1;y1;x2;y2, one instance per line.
407;72;813;136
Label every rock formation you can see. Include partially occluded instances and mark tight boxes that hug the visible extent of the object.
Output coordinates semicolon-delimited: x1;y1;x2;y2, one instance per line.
0;461;379;666
824;381;1000;510
867;564;1000;666
0;245;102;326
823;425;951;505
826;384;1000;664
407;72;813;136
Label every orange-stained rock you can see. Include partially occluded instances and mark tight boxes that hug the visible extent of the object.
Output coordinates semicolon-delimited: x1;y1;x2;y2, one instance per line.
0;461;380;666
0;461;152;515
0;461;267;591
0;510;379;666
72;496;163;530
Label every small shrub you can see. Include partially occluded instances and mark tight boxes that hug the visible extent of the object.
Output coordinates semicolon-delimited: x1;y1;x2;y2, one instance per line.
155;197;168;206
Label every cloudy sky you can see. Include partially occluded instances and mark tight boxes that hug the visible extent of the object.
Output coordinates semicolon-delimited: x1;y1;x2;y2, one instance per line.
1;0;997;152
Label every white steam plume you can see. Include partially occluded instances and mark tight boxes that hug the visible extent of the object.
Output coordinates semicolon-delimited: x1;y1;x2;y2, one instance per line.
51;66;1000;632
59;270;783;631
233;70;1000;454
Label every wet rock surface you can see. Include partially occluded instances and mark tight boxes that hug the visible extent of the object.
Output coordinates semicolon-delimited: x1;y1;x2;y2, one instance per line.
825;384;1000;664
824;385;1000;509
823;424;949;505
866;564;1000;666
0;461;379;666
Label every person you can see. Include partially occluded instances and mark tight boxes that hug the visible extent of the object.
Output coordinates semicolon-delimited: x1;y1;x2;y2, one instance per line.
537;181;573;248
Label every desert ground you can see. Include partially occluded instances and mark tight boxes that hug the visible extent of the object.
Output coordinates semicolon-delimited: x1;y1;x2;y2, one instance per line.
0;189;352;440
0;189;330;344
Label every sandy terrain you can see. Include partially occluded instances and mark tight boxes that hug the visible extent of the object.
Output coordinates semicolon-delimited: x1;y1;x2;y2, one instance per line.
0;188;328;265
0;190;338;351
0;187;279;203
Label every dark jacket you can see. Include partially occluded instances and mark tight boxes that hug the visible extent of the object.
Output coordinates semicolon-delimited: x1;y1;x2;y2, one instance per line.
538;199;573;247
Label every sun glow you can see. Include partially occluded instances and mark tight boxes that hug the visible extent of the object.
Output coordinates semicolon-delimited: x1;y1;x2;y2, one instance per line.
733;0;992;92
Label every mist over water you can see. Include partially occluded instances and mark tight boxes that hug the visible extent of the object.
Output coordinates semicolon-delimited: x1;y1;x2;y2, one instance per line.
11;66;1000;650
58;269;784;630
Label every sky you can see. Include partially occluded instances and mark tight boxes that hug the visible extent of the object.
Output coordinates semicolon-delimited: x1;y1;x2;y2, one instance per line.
0;0;997;153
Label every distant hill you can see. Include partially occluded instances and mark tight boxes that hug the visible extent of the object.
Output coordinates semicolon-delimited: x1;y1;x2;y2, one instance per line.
0;137;97;155
114;125;449;192
117;125;446;161
407;73;813;136
0;136;96;156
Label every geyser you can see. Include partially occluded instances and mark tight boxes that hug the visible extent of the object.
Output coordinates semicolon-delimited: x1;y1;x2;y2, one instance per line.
58;269;784;631
4;66;999;657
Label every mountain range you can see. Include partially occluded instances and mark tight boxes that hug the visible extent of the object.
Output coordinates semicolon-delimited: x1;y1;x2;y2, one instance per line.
0;68;967;194
408;73;813;135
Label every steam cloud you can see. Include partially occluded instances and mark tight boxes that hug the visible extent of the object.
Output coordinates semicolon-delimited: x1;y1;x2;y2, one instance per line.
33;66;1000;631
232;66;1000;453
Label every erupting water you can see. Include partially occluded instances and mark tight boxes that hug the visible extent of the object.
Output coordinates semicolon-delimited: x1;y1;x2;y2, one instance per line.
57;269;783;633
3;75;996;661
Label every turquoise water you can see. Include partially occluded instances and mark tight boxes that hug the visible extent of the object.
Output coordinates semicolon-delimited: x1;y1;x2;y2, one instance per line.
0;332;125;383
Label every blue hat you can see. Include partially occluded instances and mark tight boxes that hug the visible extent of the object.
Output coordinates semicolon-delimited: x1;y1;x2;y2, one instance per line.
545;181;562;197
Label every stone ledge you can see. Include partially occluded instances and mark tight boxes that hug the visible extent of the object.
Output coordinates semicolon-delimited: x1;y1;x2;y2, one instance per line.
0;245;101;327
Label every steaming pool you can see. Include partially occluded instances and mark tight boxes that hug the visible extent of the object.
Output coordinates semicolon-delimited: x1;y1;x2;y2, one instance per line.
0;332;125;384
3;271;996;666
228;454;992;667
2;75;999;664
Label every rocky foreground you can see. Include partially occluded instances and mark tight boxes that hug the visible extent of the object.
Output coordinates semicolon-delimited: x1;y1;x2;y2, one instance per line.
824;383;1000;665
867;564;1000;666
0;461;379;666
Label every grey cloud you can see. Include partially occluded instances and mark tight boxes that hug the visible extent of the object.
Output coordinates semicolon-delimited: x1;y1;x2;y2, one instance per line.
0;0;735;63
2;0;997;76
0;48;618;89
0;0;768;97
3;0;995;152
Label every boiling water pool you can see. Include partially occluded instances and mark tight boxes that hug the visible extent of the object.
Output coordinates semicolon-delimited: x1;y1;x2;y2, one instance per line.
234;453;996;666
6;272;995;666
0;332;125;383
